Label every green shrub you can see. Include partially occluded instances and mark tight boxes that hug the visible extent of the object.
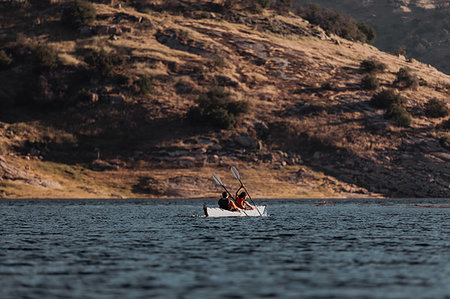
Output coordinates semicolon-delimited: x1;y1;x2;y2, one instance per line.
360;59;386;73
134;77;153;95
393;47;406;56
301;4;376;43
115;74;131;86
357;22;376;43
385;104;412;127
394;67;418;89
63;0;96;28
371;89;406;109
187;87;249;129
361;74;379;90
85;48;124;77
210;56;225;69
0;50;13;70
258;0;272;8
441;119;450;130
33;43;58;71
439;136;450;150
76;88;91;102
425;98;449;118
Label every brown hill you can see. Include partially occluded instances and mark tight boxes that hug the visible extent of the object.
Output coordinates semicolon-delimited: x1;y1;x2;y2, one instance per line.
0;0;449;199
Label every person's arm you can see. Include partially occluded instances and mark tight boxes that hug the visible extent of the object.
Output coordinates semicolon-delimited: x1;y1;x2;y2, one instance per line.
229;200;241;211
244;200;254;210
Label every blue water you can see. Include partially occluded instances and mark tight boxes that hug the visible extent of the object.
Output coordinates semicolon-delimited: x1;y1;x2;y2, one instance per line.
1;198;449;298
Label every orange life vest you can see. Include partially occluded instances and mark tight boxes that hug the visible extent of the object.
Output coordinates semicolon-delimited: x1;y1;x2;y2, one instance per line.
236;197;245;209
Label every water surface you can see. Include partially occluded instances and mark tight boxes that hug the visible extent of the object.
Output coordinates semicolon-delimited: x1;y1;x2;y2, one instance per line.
1;198;449;298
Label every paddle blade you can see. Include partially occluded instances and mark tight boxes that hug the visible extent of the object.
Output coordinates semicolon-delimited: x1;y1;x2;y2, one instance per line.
212;173;223;186
231;166;240;180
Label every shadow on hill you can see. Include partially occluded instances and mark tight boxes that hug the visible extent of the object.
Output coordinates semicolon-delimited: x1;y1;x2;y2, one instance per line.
267;100;450;198
6;97;216;167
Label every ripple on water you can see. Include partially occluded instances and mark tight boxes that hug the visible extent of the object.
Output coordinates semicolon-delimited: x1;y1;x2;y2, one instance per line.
0;198;449;298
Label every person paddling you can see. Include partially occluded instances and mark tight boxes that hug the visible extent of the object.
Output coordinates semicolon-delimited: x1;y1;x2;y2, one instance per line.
235;190;254;210
218;192;241;211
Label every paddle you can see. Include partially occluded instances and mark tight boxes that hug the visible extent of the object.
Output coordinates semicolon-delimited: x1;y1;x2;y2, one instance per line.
231;166;263;216
212;173;248;216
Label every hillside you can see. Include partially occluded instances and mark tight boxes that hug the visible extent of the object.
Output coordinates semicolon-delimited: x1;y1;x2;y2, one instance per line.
294;0;450;74
0;0;449;199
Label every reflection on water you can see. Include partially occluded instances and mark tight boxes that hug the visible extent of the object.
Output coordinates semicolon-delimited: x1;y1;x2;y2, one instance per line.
1;198;449;298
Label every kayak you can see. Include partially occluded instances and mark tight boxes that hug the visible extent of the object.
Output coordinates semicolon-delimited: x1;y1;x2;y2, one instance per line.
203;205;267;217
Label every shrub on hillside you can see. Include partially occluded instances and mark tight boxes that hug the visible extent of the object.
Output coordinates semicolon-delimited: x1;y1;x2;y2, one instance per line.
85;48;124;77
425;98;449;118
360;59;386;73
361;74;379;90
115;73;131;86
394;67;418;89
441;119;450;130
370;89;406;109
62;0;96;28
357;22;376;44
439;136;450;150
0;50;13;70
187;87;249;129
33;43;58;71
393;47;406;57
134;77;153;95
386;104;412;127
300;4;376;43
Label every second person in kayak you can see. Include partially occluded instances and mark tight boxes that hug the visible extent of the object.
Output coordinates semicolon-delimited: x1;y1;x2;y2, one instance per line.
218;192;241;211
235;190;254;210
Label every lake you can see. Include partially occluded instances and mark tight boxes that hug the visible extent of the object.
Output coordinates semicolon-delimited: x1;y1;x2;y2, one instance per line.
1;198;449;298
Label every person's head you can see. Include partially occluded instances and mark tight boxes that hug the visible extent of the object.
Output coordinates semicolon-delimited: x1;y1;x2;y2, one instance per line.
238;191;246;199
222;191;227;198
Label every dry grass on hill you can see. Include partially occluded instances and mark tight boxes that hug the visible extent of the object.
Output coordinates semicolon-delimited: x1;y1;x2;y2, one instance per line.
0;1;449;198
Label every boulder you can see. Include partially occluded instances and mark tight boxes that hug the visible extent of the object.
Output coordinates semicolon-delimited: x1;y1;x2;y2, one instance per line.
235;135;260;149
79;26;92;35
91;159;117;171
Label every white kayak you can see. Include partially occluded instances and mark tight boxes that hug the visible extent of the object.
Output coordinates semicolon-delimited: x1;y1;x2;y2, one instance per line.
203;205;267;217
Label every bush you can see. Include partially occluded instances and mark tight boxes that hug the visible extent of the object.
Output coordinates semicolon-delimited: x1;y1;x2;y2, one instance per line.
258;0;272;8
85;48;124;77
357;22;376;43
425;98;449;118
360;59;386;73
394;67;418;89
386;104;412;127
370;89;406;109
33;43;58;71
115;74;131;86
441;119;450;130
301;4;376;43
187;87;249;129
393;47;406;56
76;88;92;102
134;77;153;95
0;50;13;70
211;56;225;69
361;74;379;90
439;136;450;150
63;0;96;28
